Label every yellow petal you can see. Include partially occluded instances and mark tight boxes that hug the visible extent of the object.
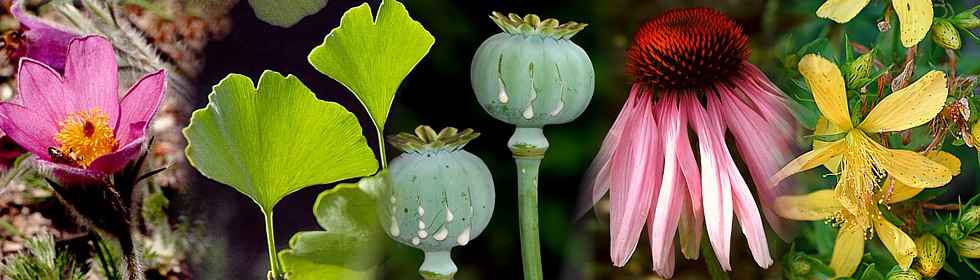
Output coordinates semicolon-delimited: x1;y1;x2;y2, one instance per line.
830;224;867;277
878;148;952;189
873;215;917;270
774;190;841;221
893;0;934;47
882;178;924;203
858;71;948;132
813;116;845;173
770;139;847;186
877;151;959;203
799;54;852;130
927;150;961;176
816;0;871;23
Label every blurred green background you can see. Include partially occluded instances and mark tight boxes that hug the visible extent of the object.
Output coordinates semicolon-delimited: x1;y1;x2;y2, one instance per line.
188;0;980;279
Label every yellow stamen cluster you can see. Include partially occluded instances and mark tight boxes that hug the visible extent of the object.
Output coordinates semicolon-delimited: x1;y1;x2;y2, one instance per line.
838;130;888;213
52;108;116;167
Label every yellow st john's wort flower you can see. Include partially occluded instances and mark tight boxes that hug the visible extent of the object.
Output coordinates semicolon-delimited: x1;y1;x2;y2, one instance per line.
771;54;952;219
775;151;961;277
816;0;933;47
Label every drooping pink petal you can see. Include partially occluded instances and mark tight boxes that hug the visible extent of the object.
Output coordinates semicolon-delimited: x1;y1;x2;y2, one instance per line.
11;0;81;71
608;90;662;267
115;70;167;146
33;158;107;187
718;85;796;241
0;103;59;160
17;58;73;125
687;93;733;270
88;136;145;174
648;94;685;273
654;242;677;279
709;93;773;268
62;36;120;126
677;182;702;259
576;84;644;220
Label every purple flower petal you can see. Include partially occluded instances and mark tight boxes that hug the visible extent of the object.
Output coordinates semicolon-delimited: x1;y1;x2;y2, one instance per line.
34;158;107;187
63;36;120;126
89;136;145;174
11;0;81;71
116;70;166;146
17;58;71;125
0;102;59;160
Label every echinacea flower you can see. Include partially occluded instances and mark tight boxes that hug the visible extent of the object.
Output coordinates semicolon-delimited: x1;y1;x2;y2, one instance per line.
10;0;83;71
816;0;931;47
771;54;952;220
774;151;961;277
581;8;797;278
0;35;166;188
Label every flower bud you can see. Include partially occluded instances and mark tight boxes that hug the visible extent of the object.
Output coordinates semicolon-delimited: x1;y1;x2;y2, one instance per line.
912;233;945;277
957;235;980;258
886;267;923;280
471;12;594;127
790;258;811;275
953;15;980;29
843;49;876;89
931;19;962;50
962;206;980;233
949;222;967;240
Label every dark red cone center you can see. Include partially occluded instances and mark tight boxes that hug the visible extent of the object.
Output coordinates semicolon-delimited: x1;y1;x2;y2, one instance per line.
625;7;749;91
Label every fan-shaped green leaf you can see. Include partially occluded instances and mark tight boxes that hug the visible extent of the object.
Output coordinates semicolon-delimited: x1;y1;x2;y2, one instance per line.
308;0;434;132
279;175;386;280
246;0;328;27
183;70;378;211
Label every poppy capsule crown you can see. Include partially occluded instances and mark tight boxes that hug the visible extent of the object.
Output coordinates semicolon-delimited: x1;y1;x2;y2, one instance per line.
626;7;750;90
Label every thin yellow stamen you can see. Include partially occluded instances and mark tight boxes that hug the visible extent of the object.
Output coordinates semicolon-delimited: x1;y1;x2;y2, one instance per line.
52;108;116;167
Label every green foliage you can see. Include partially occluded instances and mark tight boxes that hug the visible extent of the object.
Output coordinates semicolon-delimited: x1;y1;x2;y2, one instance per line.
246;0;328;27
0;235;88;280
278;175;387;280
308;0;434;137
183;70;378;211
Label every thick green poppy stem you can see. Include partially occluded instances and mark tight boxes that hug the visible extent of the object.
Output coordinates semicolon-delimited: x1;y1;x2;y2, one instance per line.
419;250;457;280
263;210;283;280
509;126;548;280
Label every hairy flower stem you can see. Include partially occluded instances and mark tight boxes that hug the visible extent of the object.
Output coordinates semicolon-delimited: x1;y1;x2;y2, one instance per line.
509;127;548;280
263;210;283;280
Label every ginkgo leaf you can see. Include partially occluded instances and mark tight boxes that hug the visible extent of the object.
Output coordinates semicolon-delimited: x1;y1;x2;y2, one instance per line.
308;0;434;132
279;176;387;280
247;0;328;27
183;70;378;212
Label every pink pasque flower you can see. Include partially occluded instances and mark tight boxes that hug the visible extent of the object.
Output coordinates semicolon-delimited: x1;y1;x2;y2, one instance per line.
580;8;797;278
10;0;83;71
0;35;166;185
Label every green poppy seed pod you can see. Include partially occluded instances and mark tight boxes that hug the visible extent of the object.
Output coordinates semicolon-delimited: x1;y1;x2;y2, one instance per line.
885;267;923;280
471;12;595;127
957;235;980;258
912;233;945;277
931;19;962;50
379;126;495;279
843;49;877;89
961;206;980;233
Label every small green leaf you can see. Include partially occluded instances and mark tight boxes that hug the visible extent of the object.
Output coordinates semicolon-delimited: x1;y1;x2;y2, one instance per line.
183;70;378;211
246;0;328;27
279;176;387;280
954;138;967;146
308;0;434;132
805;131;848;142
797;37;829;57
859;263;884;280
877;204;906;227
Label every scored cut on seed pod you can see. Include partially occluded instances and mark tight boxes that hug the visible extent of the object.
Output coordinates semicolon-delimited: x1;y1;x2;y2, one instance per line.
379;125;495;279
471;12;595;127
